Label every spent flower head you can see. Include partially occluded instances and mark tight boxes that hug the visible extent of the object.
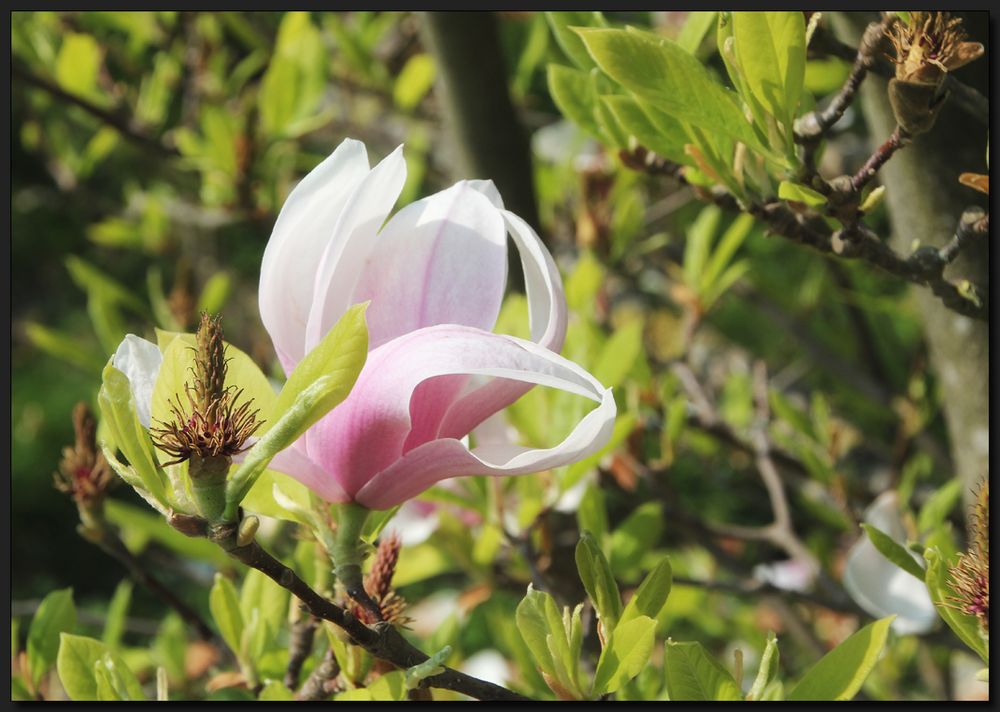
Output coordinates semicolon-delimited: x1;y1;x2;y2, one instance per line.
351;532;410;626
947;479;989;635
150;313;262;466
54;402;115;506
888;12;984;85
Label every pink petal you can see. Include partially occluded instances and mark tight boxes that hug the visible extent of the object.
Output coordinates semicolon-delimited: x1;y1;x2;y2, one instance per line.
305;145;407;356
305;324;613;502
259;139;371;374
353;384;616;509
257;439;350;504
350;181;509;350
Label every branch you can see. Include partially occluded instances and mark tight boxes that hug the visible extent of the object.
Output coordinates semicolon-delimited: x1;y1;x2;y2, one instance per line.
170;516;529;702
12;60;180;158
850;125;910;192
80;522;215;642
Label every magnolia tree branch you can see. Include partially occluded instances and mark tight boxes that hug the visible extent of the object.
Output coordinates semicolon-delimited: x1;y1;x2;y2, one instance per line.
11;61;180;158
169;515;530;702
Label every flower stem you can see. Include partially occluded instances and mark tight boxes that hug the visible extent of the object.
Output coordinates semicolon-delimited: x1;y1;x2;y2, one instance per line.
330;502;382;621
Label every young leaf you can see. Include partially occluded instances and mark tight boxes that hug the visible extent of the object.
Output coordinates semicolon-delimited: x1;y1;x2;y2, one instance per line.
924;548;988;663
778;180;827;207
600;95;686;162
515;585;558;677
225;303;368;512
860;523;925;581
208;573;244;657
592;615;656;696
731;13;806;127
787;616;895;700
545;11;607;70
917;479;962;534
101;581;133;651
676;11;718;55
548;64;601;139
610;502;665;579
577;484;609;543
576;27;769;156
57;634;144;701
575;532;623;630
28;588;76;688
620;556;673;626
663;640;742;701
747;632;779;701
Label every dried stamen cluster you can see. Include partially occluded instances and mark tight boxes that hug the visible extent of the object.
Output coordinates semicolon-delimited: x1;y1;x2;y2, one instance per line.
351;532;410;626
150;313;262;465
54;402;115;505
947;479;989;635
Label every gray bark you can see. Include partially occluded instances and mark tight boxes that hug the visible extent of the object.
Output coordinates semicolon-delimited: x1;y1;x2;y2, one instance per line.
832;13;989;508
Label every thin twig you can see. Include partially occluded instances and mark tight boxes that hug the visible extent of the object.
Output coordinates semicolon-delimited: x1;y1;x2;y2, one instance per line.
171;516;529;702
850;125;910;192
11;61;179;158
284;603;318;691
296;647;341;701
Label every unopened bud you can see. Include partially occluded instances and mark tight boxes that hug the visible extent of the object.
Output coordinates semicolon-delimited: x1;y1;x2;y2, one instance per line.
237;515;259;547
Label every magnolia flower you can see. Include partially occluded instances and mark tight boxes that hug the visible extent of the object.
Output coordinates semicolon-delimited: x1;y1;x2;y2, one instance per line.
257;138;616;510
842;491;937;635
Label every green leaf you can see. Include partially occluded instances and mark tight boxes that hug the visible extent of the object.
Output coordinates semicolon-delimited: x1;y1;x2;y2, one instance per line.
787;616;895;700
197;273;232;315
577;27;770;155
600;95;686;162
592;615;656;696
515;586;556;677
860;523;925;580
731;13;806;126
924;548;988;662
57;634;144;701
24;322;106;373
239;568;289;660
258;12;327;137
575;532;623;630
747;632;779;701
610;502;665;579
225;303;368;512
547;64;601;139
393;53;436;112
701;213;754;293
917;479;963;534
101;581;133;650
28;588;76;688
664;640;742;701
545;11;607;70
592;318;644;389
684;205;722;289
209;573;244;657
778;180;827;206
258;680;296;700
55;33;101;98
577;484;609;543
676;11;718;54
98;363;170;509
620;556;672;626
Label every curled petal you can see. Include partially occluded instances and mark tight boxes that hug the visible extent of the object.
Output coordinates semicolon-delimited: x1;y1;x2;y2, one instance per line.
305;324;614;503
843;491;937;635
350;181;509;350
112;335;163;428
354;383;615;509
259;139;371;373
305;145;407;356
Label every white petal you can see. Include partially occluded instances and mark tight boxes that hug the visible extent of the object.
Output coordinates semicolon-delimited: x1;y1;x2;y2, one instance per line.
305;144;407;355
383;499;440;547
259;139;371;373
501;209;567;351
842;491;938;635
112;334;163;428
349;181;509;350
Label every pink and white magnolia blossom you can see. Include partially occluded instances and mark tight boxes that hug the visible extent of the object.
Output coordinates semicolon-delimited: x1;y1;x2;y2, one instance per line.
257;138;616;510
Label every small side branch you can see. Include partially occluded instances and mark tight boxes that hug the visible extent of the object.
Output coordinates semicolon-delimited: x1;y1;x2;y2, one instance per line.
173;517;529;702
